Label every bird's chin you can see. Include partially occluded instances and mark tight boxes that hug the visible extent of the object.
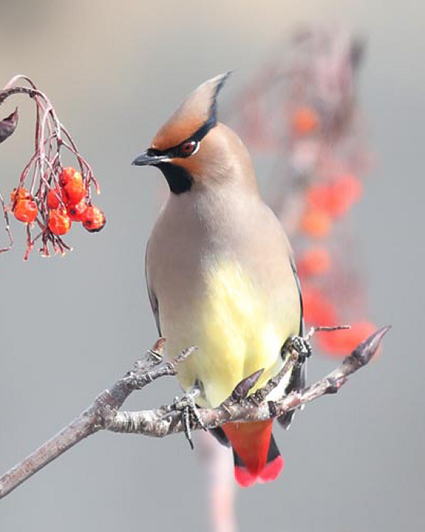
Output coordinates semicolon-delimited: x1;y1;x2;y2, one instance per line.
156;162;194;194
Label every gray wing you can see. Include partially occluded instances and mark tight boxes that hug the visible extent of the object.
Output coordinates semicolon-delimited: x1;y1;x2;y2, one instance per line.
277;256;306;429
145;239;161;335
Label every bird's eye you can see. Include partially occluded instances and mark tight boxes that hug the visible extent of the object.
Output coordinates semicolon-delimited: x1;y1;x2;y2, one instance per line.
179;140;198;157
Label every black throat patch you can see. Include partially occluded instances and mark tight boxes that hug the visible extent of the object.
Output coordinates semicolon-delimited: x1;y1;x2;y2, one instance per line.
156;162;193;194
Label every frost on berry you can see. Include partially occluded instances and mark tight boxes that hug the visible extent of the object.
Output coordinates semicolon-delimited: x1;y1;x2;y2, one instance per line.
0;75;105;259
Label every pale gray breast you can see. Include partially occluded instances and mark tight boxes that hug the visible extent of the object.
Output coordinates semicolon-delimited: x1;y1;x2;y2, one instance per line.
146;184;299;338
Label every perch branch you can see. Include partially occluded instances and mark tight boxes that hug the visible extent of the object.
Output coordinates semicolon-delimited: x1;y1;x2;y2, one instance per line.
0;327;389;500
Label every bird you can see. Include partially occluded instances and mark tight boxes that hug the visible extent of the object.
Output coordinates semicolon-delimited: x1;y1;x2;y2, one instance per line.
133;73;304;487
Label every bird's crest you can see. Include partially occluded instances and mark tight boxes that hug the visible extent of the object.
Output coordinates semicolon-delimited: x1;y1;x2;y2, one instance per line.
151;72;231;151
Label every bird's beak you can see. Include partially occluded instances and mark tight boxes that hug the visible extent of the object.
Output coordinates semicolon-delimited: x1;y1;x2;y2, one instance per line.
132;150;170;166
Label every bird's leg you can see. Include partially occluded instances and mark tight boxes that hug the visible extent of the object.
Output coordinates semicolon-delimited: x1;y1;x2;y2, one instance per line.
281;335;312;364
282;325;352;364
172;382;207;449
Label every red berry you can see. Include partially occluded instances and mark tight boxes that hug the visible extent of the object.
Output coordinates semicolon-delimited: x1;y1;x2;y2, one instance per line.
298;247;331;277
291;106;319;135
307;175;363;219
13;199;38;223
47;187;66;209
300;208;332;238
334;174;363;205
59;167;81;187
67;199;88;221
302;285;337;326
10;187;30;204
82;205;106;232
48;209;72;235
64;176;86;205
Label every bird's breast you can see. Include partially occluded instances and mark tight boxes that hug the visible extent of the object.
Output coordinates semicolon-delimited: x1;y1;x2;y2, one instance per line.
148;190;301;408
162;259;299;408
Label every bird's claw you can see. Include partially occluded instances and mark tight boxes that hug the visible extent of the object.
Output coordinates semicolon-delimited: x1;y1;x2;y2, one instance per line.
172;389;206;449
282;335;312;363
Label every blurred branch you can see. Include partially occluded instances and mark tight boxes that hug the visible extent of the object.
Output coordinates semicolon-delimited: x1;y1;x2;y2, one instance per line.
0;326;390;500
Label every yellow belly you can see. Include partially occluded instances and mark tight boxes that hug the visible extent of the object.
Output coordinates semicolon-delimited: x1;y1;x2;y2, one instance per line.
173;261;300;408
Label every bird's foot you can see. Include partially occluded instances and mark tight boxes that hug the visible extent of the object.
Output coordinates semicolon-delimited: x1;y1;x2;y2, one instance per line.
172;386;206;449
282;335;312;363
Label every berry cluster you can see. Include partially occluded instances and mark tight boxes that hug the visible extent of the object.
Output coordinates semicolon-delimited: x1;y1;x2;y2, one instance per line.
228;30;376;357
288;102;374;355
300;173;363;238
290;105;374;355
10;167;105;251
46;167;105;234
0;75;106;259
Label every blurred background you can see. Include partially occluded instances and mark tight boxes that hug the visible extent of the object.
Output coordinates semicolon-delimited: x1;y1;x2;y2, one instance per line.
0;1;424;531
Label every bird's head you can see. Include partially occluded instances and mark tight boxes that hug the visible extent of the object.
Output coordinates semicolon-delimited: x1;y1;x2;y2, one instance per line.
132;72;256;194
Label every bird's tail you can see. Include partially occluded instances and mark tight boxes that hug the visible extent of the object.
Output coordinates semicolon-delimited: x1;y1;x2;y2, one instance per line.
222;419;284;487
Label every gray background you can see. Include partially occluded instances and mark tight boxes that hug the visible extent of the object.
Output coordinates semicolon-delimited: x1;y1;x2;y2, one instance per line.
0;1;424;531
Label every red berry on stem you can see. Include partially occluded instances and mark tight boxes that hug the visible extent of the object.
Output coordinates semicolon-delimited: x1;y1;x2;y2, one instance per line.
298;247;331;277
47;187;65;209
10;187;30;204
67;199;88;221
13;199;38;223
48;209;72;235
64;176;86;205
82;205;106;232
59;167;82;187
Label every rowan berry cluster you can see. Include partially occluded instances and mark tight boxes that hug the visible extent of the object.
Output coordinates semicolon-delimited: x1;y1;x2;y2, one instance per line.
289;104;373;355
11;166;105;235
0;75;106;259
229;29;376;357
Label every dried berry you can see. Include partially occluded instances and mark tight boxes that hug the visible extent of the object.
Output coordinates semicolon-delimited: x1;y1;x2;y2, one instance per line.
82;205;106;233
48;209;72;235
10;187;30;204
63;176;86;205
67;199;88;221
47;187;66;209
59;167;82;187
13;199;38;223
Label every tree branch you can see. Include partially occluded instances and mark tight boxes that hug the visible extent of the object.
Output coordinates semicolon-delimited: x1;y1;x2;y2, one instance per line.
0;327;390;500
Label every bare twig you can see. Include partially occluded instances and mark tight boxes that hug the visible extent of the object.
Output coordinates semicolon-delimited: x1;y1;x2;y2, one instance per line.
0;327;390;500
